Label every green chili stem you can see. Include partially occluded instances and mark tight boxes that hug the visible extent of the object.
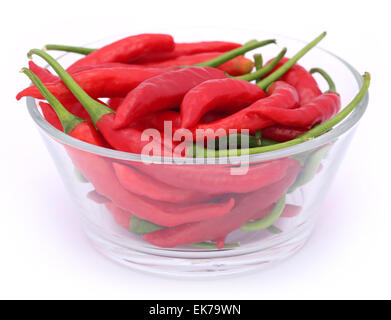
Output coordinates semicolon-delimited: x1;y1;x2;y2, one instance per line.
257;32;327;90
260;138;279;146
196;39;276;68
192;72;370;158
27;49;114;125
310;67;336;93
20;67;84;134
44;44;96;55
253;53;263;71
235;47;287;82
240;195;286;231
288;144;332;192
211;133;262;150
129;216;163;235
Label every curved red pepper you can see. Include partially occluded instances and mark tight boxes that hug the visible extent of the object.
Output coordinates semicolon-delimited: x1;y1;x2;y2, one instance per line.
143;161;300;247
259;92;341;128
132;157;297;194
16;66;168;101
67;33;175;71
113;162;213;204
266;57;322;104
192;81;299;140
28;61;58;83
180;78;265;129
114;66;228;129
134;41;241;63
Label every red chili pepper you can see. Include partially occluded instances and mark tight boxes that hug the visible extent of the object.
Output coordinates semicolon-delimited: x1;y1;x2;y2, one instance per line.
16;65;167;101
67;33;175;71
28;61;58;83
113;66;228;129
259;92;341;128
261;124;308;142
192;81;299;140
180;78;265;129
265;57;322;104
143;53;254;76
39;102;63;131
133;41;241;63
143;161;300;247
132;157;297;194
112;162;213;204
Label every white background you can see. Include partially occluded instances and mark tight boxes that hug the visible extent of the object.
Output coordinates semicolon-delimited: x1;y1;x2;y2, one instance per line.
1;0;390;299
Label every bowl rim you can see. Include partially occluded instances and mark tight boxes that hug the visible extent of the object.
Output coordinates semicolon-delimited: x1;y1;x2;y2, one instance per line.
25;32;369;165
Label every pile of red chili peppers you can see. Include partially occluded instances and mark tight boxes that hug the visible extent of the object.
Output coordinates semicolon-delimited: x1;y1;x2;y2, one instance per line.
17;32;370;249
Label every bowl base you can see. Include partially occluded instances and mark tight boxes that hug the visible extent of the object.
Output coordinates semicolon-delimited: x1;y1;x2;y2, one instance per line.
82;218;314;278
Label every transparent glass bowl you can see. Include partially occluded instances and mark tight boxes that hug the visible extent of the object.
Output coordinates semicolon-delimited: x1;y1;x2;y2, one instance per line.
26;29;368;277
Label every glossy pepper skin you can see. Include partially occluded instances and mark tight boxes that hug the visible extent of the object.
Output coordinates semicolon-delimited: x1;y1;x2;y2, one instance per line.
132;157;297;195
192;81;299;140
266;57;322;104
134;41;241;63
143;161;300;247
180;78;266;129
112;162;213;204
113;66;228;129
143;53;254;76
259;92;341;128
67;33;175;71
16;66;168;101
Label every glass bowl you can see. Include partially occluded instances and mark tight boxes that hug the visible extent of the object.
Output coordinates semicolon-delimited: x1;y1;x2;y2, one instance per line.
25;28;368;278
